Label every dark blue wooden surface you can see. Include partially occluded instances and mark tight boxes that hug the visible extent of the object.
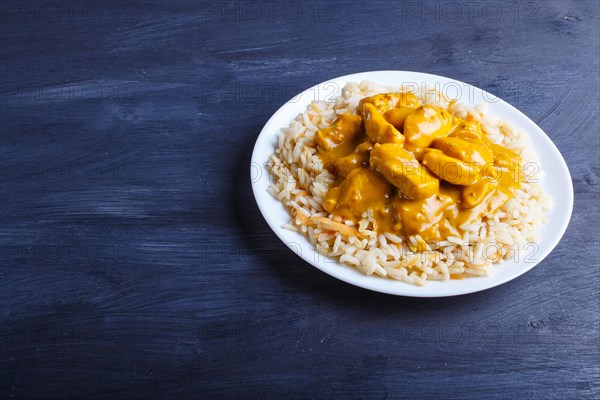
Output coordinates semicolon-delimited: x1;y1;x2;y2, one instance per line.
1;0;599;398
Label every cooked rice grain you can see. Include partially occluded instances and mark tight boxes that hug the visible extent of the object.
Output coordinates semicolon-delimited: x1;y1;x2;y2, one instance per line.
267;81;551;285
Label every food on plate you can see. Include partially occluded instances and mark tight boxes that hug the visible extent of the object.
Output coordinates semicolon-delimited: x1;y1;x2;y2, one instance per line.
267;81;551;285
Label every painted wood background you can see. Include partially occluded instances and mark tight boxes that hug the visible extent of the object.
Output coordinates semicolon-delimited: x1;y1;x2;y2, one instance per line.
1;0;599;398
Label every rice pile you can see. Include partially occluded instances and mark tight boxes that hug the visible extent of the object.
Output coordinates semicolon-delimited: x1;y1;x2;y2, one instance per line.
267;81;551;285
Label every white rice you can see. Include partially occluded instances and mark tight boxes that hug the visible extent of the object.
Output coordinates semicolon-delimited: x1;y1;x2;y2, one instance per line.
267;81;551;286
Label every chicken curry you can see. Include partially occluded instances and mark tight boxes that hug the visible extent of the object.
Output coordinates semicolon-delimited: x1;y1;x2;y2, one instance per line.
316;92;521;241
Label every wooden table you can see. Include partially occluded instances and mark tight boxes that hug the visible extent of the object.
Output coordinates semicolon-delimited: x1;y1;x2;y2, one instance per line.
1;0;599;398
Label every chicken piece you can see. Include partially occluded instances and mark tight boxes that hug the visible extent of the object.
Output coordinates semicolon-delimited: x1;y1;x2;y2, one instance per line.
432;136;494;166
363;103;405;144
449;121;484;139
421;148;480;186
403;105;455;150
383;107;414;131
461;179;497;209
433;135;497;181
370;143;439;200
449;121;521;169
411;147;428;162
314;114;363;151
395;92;421;109
334;142;373;177
393;193;455;235
359;92;420;114
322;167;393;222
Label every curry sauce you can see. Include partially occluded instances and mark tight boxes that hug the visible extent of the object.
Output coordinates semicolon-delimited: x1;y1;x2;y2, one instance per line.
316;92;522;241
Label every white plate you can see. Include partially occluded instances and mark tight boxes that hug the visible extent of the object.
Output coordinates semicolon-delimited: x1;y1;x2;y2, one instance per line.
250;71;573;297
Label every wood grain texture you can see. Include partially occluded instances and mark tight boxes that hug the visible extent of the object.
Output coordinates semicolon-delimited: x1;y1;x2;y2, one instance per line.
1;0;599;399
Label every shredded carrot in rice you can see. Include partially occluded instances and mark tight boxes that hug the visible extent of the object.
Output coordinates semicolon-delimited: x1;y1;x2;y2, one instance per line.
296;211;310;226
310;216;359;237
291;208;311;226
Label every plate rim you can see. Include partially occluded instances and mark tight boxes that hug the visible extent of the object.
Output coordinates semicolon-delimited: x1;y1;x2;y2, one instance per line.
250;70;574;297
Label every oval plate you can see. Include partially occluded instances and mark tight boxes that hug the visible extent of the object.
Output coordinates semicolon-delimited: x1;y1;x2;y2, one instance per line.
250;71;573;297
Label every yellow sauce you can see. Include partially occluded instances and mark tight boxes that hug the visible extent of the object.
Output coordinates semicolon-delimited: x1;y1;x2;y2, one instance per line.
315;92;522;241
